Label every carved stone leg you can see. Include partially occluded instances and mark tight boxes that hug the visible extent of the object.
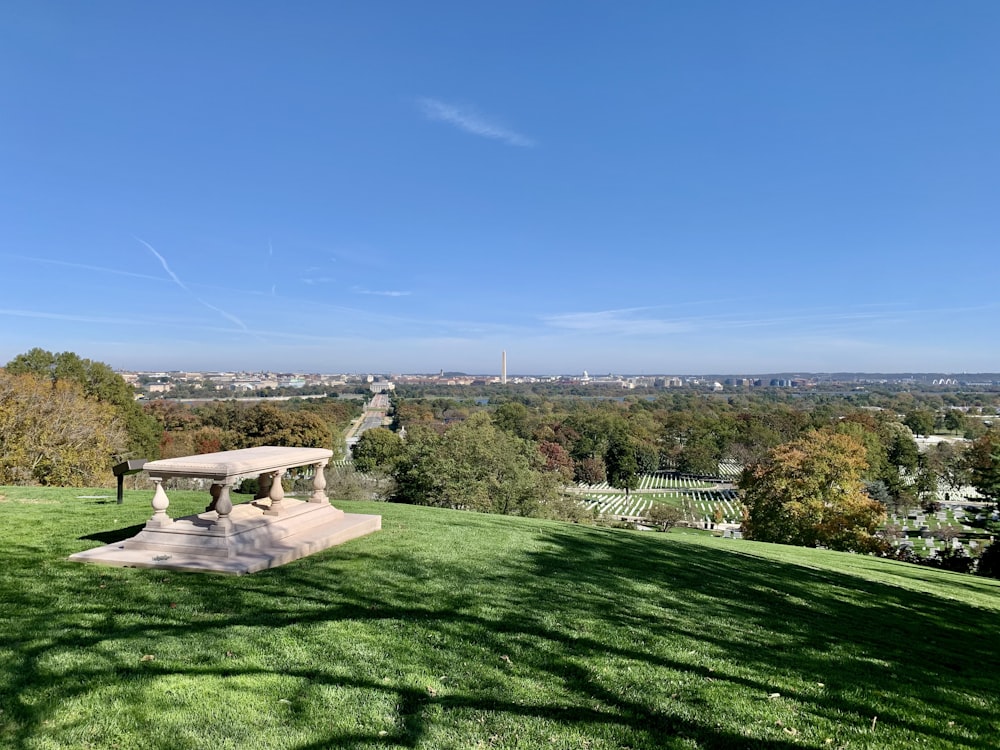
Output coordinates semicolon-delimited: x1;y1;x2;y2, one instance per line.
146;479;173;528
263;470;285;516
309;460;329;503
206;483;222;513
255;472;272;501
212;482;234;532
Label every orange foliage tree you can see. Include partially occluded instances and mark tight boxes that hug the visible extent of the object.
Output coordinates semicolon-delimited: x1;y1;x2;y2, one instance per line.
739;430;887;553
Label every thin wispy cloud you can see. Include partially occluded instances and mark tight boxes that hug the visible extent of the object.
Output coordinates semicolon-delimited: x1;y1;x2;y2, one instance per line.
0;308;148;326
353;287;412;297
543;301;992;340
0;307;251;337
544;307;693;336
135;237;252;333
7;254;164;283
417;97;536;147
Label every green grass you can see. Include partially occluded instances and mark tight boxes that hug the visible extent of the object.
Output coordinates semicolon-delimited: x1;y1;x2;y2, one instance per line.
2;485;999;749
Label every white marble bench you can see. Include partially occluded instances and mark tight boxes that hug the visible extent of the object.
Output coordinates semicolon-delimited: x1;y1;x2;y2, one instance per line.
71;446;380;574
142;445;334;530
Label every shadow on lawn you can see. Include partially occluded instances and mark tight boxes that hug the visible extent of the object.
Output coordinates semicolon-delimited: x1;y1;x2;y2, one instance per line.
517;529;1000;742
79;523;146;544
4;518;1000;749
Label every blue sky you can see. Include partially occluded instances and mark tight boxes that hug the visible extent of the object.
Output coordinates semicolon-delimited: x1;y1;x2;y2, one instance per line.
2;2;998;376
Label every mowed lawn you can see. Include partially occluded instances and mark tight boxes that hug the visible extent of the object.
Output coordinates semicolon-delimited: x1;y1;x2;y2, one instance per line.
1;487;998;749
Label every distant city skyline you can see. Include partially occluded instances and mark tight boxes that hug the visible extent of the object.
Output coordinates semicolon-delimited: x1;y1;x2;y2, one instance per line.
122;366;1000;382
2;3;999;375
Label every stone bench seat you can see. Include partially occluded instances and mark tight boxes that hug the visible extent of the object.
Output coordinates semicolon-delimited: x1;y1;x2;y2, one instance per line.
70;446;380;574
143;445;337;529
144;446;333;482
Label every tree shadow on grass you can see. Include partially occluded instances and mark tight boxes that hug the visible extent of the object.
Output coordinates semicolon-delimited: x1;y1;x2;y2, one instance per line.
3;515;1000;749
512;527;1000;745
79;523;146;544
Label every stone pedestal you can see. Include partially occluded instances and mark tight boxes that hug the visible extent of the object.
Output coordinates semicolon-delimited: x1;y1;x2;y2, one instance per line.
70;498;380;574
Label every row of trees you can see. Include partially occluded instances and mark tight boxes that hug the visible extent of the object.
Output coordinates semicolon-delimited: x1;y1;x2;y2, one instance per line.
145;398;359;459
356;389;1000;552
0;349;361;486
386;392;934;498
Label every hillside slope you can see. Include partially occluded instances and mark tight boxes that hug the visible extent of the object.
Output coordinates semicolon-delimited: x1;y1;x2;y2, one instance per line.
1;486;998;749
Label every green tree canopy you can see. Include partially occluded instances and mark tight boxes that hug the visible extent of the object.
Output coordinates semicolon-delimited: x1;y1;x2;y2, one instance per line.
605;432;640;496
491;401;534;440
903;409;936;437
965;431;1000;504
352;427;404;474
391;412;558;516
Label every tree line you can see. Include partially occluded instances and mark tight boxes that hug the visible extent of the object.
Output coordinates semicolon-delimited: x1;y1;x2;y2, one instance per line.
4;347;999;576
0;349;361;486
353;388;1000;570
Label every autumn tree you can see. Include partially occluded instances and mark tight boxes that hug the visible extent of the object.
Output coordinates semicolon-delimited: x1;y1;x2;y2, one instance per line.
740;430;886;553
391;400;436;431
144;399;200;432
575;455;607;485
0;372;127;485
537;440;575;485
196;402;333;450
6;348;160;458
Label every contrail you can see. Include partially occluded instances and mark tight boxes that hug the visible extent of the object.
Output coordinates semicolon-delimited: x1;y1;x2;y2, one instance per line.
417;97;535;147
135;236;252;333
7;254;163;282
135;236;190;293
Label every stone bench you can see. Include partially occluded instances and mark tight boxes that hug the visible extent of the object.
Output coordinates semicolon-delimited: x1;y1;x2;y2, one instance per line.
70;446;380;574
142;445;335;530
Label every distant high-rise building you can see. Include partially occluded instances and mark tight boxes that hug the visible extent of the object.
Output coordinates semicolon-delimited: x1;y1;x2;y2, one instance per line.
502;350;507;384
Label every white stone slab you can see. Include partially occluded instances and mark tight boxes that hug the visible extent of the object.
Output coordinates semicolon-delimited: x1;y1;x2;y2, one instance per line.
143;446;333;481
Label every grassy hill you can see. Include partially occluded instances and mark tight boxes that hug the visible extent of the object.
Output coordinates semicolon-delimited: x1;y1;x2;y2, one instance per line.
1;486;998;749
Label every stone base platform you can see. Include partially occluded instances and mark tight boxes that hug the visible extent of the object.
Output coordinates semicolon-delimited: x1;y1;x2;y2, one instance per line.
69;499;381;575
